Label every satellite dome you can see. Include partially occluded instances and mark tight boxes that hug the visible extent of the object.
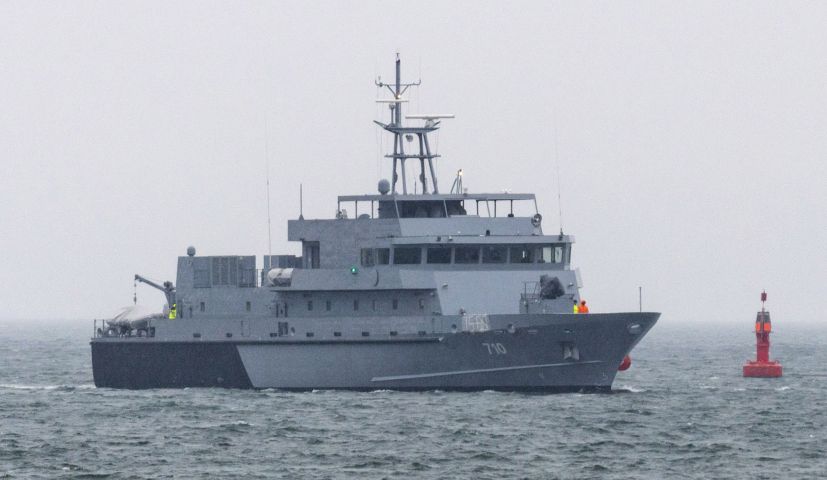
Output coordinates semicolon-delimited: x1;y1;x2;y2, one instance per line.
187;246;196;257
378;179;391;195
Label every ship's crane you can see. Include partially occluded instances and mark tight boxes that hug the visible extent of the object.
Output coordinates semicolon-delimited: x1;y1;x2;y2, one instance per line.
134;274;176;309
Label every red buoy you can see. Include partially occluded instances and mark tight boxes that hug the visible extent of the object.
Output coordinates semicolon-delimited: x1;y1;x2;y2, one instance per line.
618;355;632;371
743;290;782;378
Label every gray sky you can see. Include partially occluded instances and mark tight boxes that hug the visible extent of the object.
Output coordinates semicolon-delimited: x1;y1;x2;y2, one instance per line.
1;1;825;325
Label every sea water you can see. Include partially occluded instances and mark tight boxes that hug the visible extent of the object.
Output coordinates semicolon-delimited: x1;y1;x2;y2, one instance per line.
1;319;825;479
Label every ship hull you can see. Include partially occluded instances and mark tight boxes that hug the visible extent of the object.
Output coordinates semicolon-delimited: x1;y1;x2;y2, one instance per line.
91;312;658;391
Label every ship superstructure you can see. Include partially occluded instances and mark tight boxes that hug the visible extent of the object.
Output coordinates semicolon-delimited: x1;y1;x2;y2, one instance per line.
91;56;658;391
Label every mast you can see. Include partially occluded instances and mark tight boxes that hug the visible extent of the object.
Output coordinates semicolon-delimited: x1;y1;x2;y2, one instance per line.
375;54;452;195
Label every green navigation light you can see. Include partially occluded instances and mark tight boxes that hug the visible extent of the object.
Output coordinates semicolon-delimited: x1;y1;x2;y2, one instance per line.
350;266;358;275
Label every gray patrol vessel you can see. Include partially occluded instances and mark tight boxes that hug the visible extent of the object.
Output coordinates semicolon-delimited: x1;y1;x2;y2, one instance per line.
91;56;659;391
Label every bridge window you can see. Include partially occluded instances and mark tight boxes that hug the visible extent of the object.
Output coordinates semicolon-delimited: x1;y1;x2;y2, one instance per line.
455;246;480;264
326;300;332;311
393;247;422;265
426;246;452;264
398;201;446;218
510;245;534;263
446;200;467;216
539;245;564;264
482;246;507;263
376;248;390;265
307;301;313;311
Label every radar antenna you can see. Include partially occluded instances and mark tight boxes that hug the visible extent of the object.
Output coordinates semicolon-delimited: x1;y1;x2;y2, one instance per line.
374;53;452;195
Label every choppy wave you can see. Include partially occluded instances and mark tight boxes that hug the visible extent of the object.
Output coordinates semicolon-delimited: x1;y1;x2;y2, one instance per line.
1;321;826;479
0;383;96;391
614;384;646;393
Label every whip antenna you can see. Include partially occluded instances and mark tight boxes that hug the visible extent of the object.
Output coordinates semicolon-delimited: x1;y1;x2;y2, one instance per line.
553;114;564;235
265;116;273;264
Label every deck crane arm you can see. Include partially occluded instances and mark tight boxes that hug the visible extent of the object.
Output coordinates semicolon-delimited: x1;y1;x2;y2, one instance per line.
134;274;176;308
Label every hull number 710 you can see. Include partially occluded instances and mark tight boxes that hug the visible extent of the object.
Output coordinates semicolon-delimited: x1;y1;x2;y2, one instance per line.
482;343;507;355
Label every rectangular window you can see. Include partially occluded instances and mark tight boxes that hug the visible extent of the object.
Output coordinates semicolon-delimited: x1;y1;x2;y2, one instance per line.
482;245;507;263
426;246;452;264
360;248;375;267
392;299;398;310
509;245;534;263
200;302;205;312
393;247;422;265
353;299;359;311
376;248;390;265
372;299;377;311
307;300;313;311
304;242;320;269
245;301;251;312
539;245;565;264
455;246;480;264
419;298;425;310
326;300;331;311
334;331;342;337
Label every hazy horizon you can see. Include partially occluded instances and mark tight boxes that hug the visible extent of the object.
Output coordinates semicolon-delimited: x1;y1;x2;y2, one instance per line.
2;1;825;325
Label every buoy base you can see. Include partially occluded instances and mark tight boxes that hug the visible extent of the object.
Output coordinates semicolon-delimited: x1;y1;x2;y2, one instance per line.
743;361;782;378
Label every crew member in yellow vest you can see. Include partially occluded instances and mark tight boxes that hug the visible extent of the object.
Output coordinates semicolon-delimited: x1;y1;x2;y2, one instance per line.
168;303;177;320
572;300;580;313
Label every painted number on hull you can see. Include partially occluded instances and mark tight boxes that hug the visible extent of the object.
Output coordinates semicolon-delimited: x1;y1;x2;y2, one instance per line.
482;343;507;355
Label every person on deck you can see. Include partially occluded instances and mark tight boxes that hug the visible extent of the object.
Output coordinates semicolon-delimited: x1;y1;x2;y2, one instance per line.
168;303;177;320
578;300;589;314
572;300;580;313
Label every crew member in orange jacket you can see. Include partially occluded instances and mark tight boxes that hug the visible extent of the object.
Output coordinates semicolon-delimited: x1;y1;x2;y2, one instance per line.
578;300;589;313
